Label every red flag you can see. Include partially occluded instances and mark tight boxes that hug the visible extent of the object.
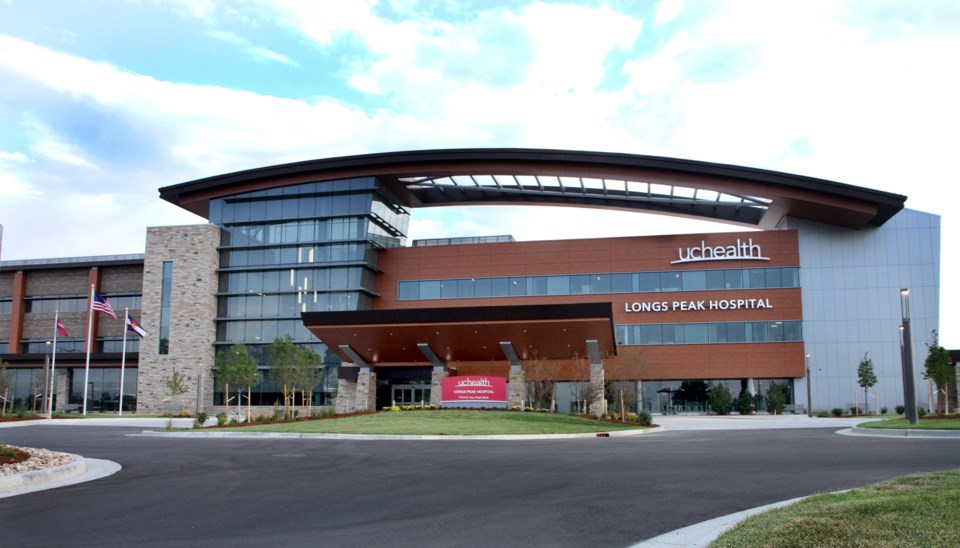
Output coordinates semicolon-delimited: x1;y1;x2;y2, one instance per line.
57;319;69;337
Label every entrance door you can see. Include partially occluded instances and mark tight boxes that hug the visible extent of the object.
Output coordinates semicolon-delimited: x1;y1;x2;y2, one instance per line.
392;382;431;406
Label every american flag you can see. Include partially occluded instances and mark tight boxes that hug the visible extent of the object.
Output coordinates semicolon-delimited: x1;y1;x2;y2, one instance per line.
92;292;117;318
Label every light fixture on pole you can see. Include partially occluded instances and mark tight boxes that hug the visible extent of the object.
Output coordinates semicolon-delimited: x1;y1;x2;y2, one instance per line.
805;353;813;418
899;289;918;425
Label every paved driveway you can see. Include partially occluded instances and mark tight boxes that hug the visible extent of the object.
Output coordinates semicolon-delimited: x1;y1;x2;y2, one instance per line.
2;422;959;547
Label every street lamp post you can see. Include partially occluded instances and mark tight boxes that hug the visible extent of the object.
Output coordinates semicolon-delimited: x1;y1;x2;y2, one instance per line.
805;353;813;418
900;289;919;425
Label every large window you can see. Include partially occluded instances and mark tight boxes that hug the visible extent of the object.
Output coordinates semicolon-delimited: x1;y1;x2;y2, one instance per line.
209;176;407;409
159;261;172;355
615;320;802;346
398;267;801;301
69;367;138;412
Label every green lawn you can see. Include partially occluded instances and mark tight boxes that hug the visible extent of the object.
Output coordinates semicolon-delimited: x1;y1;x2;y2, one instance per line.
859;417;960;430
213;410;649;435
712;469;960;547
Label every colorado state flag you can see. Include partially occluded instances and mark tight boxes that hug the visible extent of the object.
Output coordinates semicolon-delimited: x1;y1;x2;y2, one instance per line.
126;315;148;338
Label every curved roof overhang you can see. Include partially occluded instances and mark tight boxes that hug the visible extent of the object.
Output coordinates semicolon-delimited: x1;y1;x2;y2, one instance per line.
302;303;616;366
160;149;906;229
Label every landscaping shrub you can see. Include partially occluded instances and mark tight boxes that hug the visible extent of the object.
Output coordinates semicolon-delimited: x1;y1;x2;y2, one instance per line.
831;408;844;417
637;410;653;426
626;412;639;422
881;407;888;414
816;409;832;418
896;405;906;415
195;412;209;428
736;392;756;415
918;407;927;417
765;384;787;415
708;384;733;415
216;412;227;426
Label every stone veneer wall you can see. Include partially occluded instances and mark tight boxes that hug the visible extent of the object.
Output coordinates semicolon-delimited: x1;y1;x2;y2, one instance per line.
136;225;219;414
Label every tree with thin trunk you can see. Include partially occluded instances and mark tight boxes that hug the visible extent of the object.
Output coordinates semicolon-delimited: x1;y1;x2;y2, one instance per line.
216;344;256;421
922;330;954;414
293;345;323;415
523;352;556;411
856;352;878;414
268;336;300;418
0;361;11;417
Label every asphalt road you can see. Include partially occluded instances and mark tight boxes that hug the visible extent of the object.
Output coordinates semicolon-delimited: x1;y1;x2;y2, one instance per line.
2;425;959;547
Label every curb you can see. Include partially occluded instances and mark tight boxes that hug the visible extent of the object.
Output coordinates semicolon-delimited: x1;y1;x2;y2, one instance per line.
0;457;122;498
137;425;663;440
841;427;960;438
632;494;809;547
0;453;86;494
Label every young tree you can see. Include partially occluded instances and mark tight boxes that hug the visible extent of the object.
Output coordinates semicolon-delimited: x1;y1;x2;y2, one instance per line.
922;330;954;414
216;344;257;420
524;352;556;411
268;336;300;417
708;383;733;415
856;352;878;414
766;383;787;415
0;361;11;417
293;345;323;415
161;367;191;414
736;391;756;415
231;355;260;422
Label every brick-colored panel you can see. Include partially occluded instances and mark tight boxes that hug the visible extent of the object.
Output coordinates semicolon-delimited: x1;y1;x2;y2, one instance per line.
136;224;220;415
23;268;90;296
453;342;804;381
375;230;800;306
101;265;145;293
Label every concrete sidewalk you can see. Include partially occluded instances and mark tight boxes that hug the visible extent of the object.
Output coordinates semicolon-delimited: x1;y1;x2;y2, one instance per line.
652;414;885;430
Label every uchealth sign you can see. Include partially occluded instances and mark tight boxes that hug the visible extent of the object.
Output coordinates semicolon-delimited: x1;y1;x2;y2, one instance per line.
672;238;769;265
441;376;507;408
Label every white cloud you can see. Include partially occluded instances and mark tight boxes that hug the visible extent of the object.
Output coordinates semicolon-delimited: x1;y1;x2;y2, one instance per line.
206;28;299;66
654;0;685;25
1;1;958;342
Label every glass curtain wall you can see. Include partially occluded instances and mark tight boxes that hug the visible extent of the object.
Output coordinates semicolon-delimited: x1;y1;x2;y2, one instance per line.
210;176;410;406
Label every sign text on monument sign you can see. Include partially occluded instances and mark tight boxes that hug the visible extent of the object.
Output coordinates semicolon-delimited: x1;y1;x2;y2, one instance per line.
441;376;507;407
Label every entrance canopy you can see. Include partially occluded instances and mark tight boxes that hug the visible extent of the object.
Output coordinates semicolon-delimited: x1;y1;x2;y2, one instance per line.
302;303;616;367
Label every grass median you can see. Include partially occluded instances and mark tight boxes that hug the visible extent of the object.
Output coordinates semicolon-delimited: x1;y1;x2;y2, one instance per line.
712;468;960;547
858;417;960;430
211;410;650;435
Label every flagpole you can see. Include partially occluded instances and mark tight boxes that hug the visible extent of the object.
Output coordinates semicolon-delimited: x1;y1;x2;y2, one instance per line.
119;307;128;416
49;309;60;416
82;284;95;416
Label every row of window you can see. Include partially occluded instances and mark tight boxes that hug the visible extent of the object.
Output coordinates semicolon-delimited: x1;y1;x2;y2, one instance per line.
615;320;802;346
218;291;369;319
217;193;374;225
213;342;338;367
20;338;141;353
398;267;800;301
221;218;370;247
220;243;371;268
219;267;373;295
67;367;139;412
212;367;338;406
23;294;142;314
217;309;364;344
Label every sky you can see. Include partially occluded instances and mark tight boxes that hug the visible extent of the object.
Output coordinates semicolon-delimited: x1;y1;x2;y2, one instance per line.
0;0;957;344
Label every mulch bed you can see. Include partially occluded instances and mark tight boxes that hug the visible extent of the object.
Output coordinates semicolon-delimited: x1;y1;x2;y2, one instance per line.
0;446;31;466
